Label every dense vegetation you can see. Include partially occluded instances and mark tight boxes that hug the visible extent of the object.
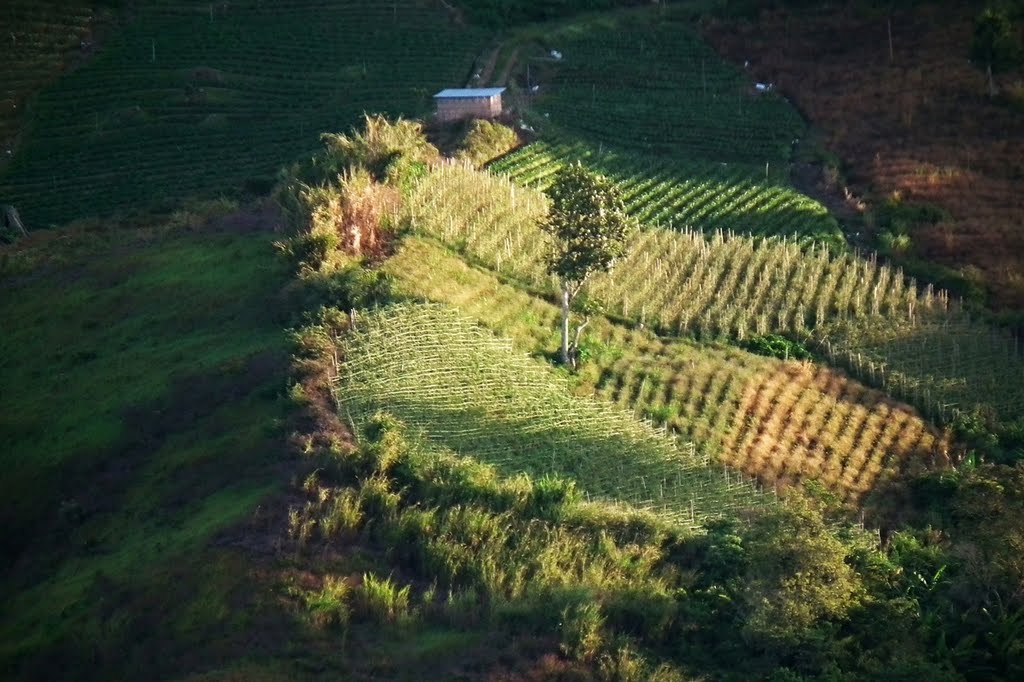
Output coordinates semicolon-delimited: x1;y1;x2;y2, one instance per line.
3;0;1024;679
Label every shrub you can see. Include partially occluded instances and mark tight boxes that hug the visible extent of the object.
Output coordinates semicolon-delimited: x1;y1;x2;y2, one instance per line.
276;231;338;271
559;602;606;661
456;119;519;169
319;114;439;187
354;573;414;626
306;576;352;633
741;334;813;361
321;488;364;540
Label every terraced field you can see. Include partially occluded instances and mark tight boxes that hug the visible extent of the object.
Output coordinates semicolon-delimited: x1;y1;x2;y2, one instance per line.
1;0;485;226
524;12;804;163
408;164;936;338
490;141;844;247
0;0;95;158
334;303;768;526
384;238;952;503
405;163;1024;426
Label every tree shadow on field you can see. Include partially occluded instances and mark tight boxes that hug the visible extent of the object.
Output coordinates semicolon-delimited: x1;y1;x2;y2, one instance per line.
351;395;749;522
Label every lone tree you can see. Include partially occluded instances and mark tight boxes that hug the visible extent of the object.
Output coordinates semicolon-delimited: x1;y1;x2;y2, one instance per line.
971;7;1022;97
540;162;632;368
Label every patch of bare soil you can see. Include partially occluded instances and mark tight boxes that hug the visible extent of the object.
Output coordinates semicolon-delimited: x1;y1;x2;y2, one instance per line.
704;3;1024;312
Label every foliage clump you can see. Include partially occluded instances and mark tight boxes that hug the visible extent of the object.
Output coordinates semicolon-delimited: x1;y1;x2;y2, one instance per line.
455;119;519;169
541;162;633;367
274;115;437;269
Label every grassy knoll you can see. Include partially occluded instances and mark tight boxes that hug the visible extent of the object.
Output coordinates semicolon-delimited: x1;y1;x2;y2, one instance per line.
0;0;485;227
0;212;292;679
383;237;953;505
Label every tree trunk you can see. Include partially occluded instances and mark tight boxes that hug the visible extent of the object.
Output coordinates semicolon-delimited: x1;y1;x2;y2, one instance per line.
2;205;26;236
560;284;571;366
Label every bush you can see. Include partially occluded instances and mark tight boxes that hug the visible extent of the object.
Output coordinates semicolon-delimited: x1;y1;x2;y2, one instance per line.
456;119;519;169
277;231;338;271
559;602;606;661
354;573;414;626
741;334;813;361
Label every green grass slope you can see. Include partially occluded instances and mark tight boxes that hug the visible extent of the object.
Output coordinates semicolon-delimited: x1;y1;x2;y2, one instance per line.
0;0;485;227
0;212;292;678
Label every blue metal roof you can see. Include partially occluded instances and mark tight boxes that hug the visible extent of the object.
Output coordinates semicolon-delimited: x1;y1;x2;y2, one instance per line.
433;88;506;99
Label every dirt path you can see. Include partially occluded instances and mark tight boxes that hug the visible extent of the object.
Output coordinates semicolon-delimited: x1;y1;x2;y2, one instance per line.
472;44;502;86
494;46;521;86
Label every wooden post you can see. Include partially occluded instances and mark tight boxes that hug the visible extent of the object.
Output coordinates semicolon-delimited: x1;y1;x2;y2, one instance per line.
151;39;156;62
887;17;893;62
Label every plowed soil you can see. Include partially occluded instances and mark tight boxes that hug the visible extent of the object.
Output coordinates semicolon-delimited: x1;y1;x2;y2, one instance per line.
705;3;1024;312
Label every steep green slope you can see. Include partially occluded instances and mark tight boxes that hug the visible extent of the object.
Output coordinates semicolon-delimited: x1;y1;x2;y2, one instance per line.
0;212;291;678
0;0;485;227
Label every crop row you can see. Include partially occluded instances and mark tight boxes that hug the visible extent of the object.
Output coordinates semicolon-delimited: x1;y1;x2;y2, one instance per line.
526;15;804;162
334;304;769;527
819;318;1024;423
1;0;487;226
383;238;953;503
405;163;1023;423
490;141;844;246
407;164;940;338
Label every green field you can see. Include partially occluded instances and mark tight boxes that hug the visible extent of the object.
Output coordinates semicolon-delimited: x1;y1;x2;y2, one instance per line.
0;215;291;677
405;162;1024;426
490;140;845;247
335;303;768;526
0;0;485;227
384;237;952;504
521;11;805;163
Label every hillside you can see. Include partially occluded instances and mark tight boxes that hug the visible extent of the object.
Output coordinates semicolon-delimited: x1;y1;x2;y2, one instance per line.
0;0;485;227
3;1;1024;680
704;2;1024;314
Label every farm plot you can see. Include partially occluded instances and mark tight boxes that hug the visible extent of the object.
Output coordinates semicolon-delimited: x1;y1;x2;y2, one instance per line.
407;164;936;339
0;0;95;154
0;0;486;226
334;304;768;527
490;140;844;247
384;238;953;503
818;318;1024;423
405;163;1023;427
524;13;805;163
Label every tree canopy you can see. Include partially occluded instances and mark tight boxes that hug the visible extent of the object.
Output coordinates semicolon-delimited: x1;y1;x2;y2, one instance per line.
540;162;632;366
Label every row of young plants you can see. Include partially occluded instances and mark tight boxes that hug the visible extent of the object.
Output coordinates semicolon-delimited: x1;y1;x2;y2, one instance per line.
404;162;1024;428
0;0;487;226
490;140;844;247
333;303;769;527
524;12;805;163
384;237;954;505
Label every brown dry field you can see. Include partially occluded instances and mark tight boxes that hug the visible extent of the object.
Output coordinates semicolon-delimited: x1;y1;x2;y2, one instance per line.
705;3;1024;313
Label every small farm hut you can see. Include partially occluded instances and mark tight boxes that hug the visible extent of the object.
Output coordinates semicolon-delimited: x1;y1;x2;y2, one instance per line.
433;87;505;122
